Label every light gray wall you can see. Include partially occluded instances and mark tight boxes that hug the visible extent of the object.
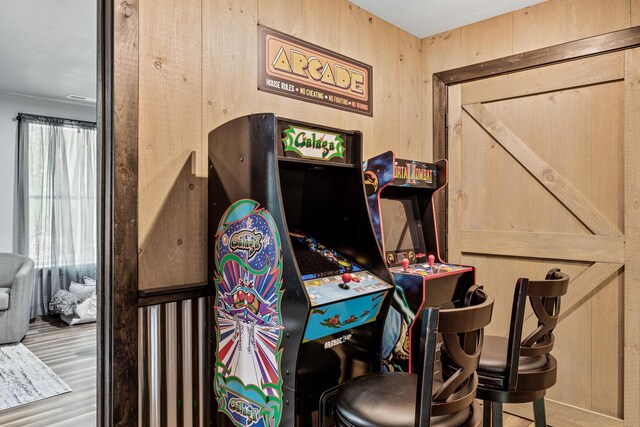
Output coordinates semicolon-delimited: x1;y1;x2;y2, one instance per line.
0;92;96;253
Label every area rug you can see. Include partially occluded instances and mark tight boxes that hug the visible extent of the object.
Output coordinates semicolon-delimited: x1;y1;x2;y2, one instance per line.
0;343;71;411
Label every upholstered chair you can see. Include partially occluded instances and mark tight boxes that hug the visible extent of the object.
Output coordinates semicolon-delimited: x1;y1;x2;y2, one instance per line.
0;253;34;344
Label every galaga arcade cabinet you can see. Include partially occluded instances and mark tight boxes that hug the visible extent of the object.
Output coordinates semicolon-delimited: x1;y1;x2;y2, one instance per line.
208;114;394;427
363;151;475;373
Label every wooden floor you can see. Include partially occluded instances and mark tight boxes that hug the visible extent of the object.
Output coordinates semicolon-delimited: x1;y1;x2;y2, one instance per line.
0;316;97;427
0;317;535;427
501;412;538;427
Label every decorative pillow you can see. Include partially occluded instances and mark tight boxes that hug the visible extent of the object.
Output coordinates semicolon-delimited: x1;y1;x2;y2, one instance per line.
83;276;97;287
49;290;83;316
74;293;97;319
61;313;96;325
69;281;95;299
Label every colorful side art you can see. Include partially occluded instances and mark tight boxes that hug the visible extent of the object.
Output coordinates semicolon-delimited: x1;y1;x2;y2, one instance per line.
381;273;425;372
363;151;395;248
303;292;386;342
214;199;284;427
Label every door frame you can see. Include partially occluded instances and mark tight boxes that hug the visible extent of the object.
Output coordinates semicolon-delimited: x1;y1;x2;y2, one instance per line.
98;0;140;425
431;26;640;426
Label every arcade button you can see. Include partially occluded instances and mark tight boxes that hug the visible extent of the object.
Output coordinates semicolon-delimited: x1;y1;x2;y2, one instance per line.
428;254;435;268
338;273;352;289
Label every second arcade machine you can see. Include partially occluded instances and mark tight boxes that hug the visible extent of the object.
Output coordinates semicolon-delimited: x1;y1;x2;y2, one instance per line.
364;151;475;373
209;114;394;427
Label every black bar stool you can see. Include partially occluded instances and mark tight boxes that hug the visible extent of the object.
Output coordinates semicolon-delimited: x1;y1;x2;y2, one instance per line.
474;268;570;426
334;286;494;427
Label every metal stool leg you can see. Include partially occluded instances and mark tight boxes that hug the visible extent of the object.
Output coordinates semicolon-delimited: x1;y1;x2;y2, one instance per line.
483;401;493;426
533;398;546;427
492;402;503;427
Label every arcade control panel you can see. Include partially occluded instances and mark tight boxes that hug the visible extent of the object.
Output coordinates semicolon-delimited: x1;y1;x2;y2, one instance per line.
291;233;393;306
389;255;473;278
304;272;392;307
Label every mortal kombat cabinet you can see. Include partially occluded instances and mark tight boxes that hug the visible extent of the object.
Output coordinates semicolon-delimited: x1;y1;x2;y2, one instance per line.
364;151;475;373
208;114;394;426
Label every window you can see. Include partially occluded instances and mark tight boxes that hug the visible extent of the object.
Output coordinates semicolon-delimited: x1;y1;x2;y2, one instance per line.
16;114;97;316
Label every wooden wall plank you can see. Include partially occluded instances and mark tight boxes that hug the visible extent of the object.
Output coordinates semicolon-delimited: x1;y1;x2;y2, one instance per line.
461;52;624;105
623;47;640;427
589;68;626;418
634;0;640;26
202;0;257;140
463;103;622;236
511;0;632;54
566;0;631;41
460;230;625;263
588;82;626;231
138;0;205;289
591;269;624;417
458;110;491;231
512;0;568;53
461;13;513;65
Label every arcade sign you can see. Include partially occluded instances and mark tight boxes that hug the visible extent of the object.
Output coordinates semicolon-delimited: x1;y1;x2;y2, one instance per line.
258;24;373;116
393;159;437;189
282;125;345;161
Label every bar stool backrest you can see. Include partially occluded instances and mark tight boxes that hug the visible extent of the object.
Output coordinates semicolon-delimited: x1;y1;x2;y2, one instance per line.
418;286;494;424
504;268;570;389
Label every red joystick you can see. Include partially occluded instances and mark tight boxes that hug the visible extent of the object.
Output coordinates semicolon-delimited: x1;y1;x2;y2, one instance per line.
402;258;410;272
342;273;352;283
428;254;435;268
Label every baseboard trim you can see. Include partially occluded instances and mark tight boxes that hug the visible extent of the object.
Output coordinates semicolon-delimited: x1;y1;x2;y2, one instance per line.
504;398;623;427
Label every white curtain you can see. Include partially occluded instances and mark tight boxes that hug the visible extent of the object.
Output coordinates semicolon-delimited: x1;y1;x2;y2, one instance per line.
15;114;97;317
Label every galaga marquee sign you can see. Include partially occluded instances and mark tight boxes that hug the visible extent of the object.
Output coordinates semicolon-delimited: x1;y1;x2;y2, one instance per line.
258;24;373;116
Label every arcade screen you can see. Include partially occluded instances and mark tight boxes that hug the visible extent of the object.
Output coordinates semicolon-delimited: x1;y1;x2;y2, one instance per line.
380;196;424;256
290;233;363;280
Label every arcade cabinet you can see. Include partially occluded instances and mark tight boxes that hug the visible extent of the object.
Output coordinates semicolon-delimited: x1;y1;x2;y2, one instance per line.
363;151;475;373
208;114;394;427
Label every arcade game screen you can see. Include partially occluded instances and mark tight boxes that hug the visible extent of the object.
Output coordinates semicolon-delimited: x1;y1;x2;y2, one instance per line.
380;196;425;257
290;233;363;280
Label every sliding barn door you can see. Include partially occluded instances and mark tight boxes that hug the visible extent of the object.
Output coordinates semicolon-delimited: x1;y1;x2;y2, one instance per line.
447;49;639;426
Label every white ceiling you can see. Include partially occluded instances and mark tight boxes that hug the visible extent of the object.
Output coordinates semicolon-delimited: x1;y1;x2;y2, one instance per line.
350;0;547;38
0;0;96;105
0;1;544;103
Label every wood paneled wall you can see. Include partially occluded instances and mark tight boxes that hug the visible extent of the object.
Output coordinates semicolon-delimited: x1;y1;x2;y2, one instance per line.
421;0;638;159
137;0;423;290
